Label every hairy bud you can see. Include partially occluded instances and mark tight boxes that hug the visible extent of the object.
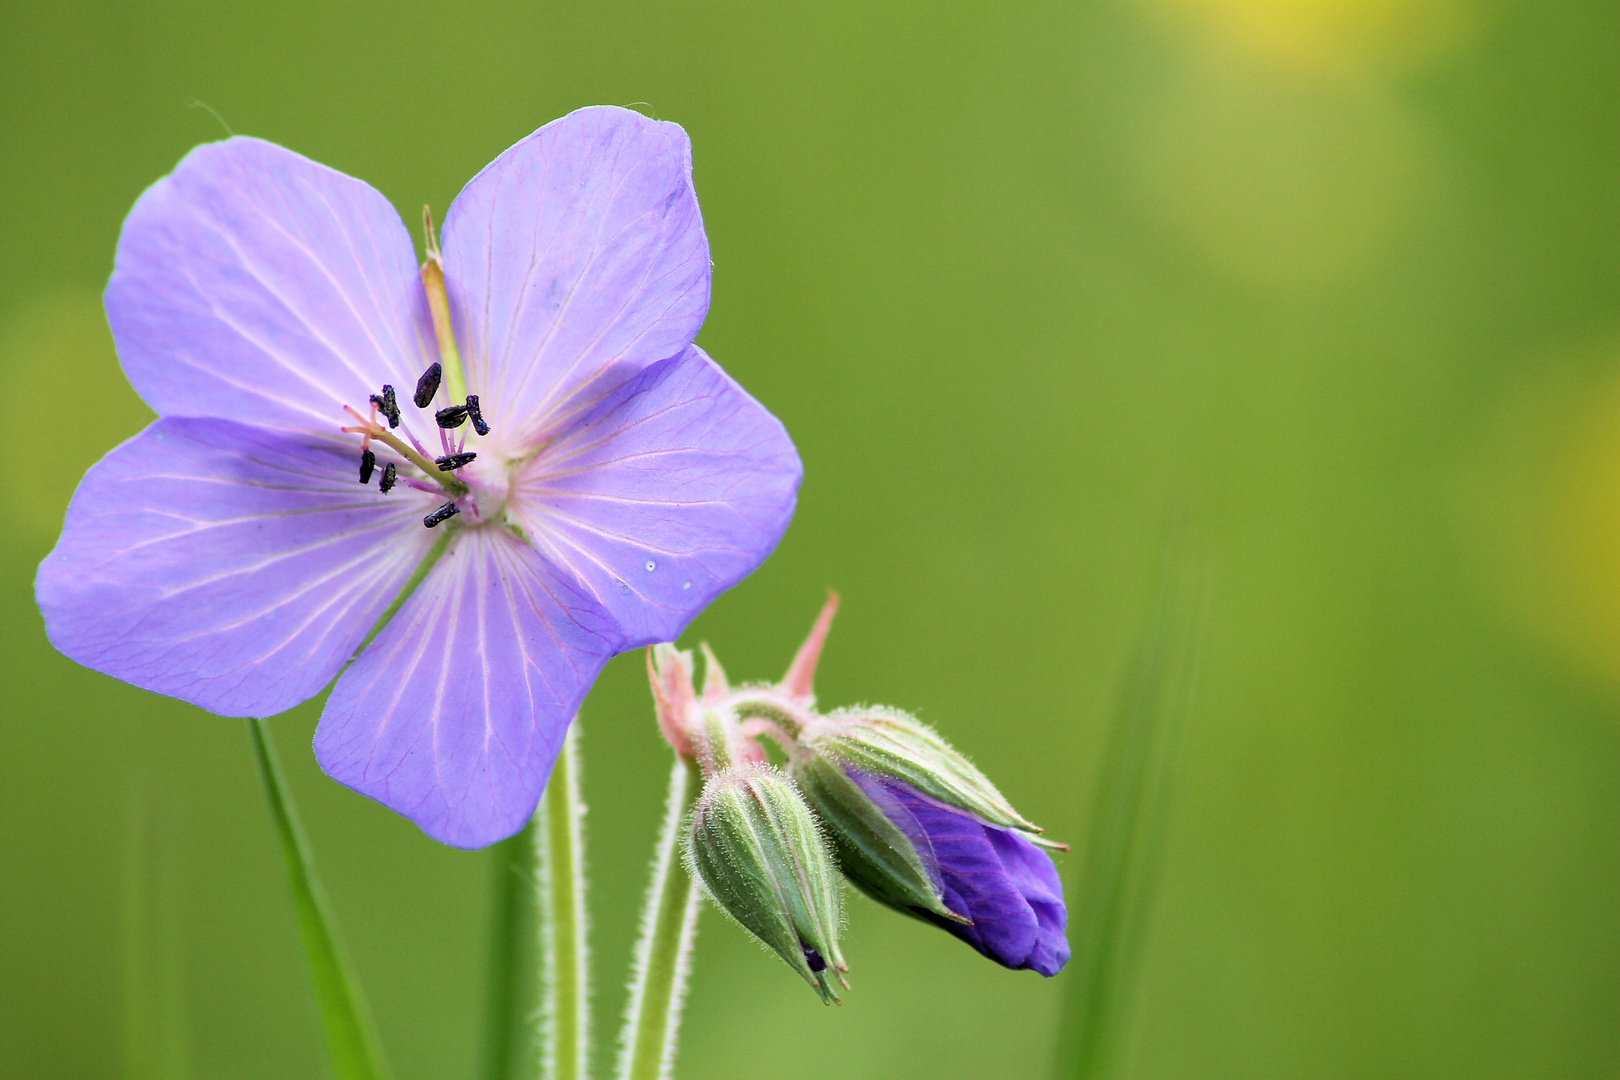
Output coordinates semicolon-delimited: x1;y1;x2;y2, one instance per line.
683;765;847;1003
801;707;1042;834
792;752;963;924
794;708;1070;976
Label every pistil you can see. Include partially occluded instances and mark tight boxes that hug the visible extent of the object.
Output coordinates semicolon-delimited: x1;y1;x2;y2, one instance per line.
421;208;468;404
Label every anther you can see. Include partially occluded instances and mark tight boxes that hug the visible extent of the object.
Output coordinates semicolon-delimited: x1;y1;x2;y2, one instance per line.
435;404;469;429
414;362;442;408
424;502;460;528
369;384;400;428
379;461;397;493
465;394;490;436
359;449;376;484
435;451;477;472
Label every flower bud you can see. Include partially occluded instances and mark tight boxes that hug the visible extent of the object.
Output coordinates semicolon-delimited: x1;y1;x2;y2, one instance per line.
792;753;963;924
793;710;1070;976
801;706;1042;834
683;765;847;1003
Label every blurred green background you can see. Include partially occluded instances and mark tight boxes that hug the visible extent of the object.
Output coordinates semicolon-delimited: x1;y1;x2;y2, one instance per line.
4;0;1620;1076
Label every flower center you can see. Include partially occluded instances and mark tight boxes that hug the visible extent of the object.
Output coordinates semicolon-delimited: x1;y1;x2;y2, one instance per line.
337;207;499;530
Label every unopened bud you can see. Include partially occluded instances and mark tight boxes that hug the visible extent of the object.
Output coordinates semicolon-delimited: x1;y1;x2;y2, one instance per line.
793;752;963;924
794;711;1070;976
683;765;847;1003
802;706;1042;835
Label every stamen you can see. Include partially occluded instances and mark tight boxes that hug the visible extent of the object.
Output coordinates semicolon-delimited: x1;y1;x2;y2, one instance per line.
369;384;400;428
465;394;490;436
359;449;376;484
379;461;397;493
414;362;442;408
424;502;460;528
436;404;469;429
435;451;477;472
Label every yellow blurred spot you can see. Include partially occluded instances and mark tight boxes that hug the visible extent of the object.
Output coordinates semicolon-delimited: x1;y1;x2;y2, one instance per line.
1460;348;1620;692
1145;0;1478;76
0;291;154;539
1140;63;1431;288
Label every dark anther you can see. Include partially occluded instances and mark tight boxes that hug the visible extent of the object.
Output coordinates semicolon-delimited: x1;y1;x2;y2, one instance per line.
801;944;827;973
414;362;442;408
435;451;477;472
359;448;376;484
423;501;460;528
379;462;397;493
370;384;400;428
465;394;490;436
435;404;469;429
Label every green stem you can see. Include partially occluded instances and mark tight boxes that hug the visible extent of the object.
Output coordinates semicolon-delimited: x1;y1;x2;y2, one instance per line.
615;756;704;1080
538;726;589;1080
478;817;540;1080
247;719;391;1080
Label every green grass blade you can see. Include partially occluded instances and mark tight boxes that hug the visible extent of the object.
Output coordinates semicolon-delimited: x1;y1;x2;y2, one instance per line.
1052;520;1204;1080
247;718;392;1080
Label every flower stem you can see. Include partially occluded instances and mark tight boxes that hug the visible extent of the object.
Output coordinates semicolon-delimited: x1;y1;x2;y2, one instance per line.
537;725;590;1080
477;816;539;1080
615;755;704;1080
246;718;391;1080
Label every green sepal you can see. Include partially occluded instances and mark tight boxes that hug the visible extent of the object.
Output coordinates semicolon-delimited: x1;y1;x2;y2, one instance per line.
792;754;963;924
683;767;846;1003
805;707;1043;835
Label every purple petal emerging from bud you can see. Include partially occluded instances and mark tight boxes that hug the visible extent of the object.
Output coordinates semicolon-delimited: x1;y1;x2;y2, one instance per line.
849;771;1069;977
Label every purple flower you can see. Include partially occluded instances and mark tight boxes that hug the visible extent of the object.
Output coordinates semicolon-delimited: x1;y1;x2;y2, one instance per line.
36;106;801;849
848;770;1069;977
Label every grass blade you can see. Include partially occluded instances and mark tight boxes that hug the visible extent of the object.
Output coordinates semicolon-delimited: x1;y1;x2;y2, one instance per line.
247;718;391;1080
1051;520;1204;1080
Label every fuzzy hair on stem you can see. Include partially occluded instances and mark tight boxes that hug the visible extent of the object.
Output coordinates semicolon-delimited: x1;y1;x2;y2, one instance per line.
615;756;704;1080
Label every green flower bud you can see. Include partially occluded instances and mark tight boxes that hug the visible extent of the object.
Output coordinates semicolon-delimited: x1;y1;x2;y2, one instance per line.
793;752;965;924
801;706;1043;835
683;765;847;1003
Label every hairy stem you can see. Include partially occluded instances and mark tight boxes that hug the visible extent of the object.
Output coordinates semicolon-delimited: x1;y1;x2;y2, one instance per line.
247;719;390;1080
478;816;540;1080
615;756;704;1080
538;726;590;1080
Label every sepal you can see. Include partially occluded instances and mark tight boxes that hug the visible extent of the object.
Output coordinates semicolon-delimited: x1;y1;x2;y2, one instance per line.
802;707;1042;835
648;644;698;758
793;754;964;924
682;765;847;1003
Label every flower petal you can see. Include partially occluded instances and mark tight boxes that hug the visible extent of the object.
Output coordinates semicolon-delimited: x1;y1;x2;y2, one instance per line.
855;773;1069;975
106;137;433;430
36;417;437;717
506;345;801;647
314;528;620;849
985;827;1070;977
440;106;710;440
